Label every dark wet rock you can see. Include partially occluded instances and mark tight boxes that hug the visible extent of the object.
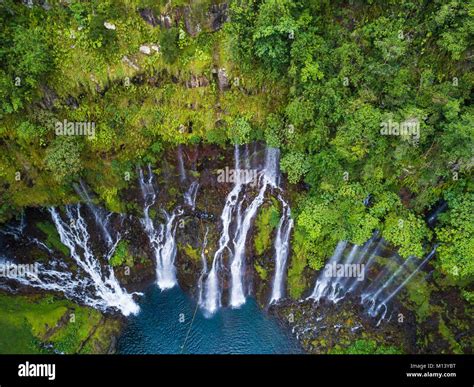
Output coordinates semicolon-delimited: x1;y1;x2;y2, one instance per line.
37;85;58;110
139;8;160;27
65;95;79;109
208;3;228;31
185;74;209;88
183;6;200;37
194;210;215;221
138;8;173;29
270;296;418;354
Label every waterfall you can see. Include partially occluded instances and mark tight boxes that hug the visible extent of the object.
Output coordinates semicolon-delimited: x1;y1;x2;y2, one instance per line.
184;181;199;210
50;206;139;315
306;226;437;325
197;227;209;306
3;205;140;316
326;244;361;302
230;177;268;307
138;165;181;290
177;145;187;183
369;247;437;318
263;147;280;188
269;196;293;304
325;233;378;303
74;180;114;247
229;147;281;308
0;213;26;240
307;241;348;302
347;236;384;294
201;145;243;314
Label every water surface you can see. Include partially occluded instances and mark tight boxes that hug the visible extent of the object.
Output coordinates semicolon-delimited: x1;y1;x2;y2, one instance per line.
117;286;302;354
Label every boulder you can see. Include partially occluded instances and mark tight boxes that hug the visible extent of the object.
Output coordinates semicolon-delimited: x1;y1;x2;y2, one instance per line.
217;68;230;91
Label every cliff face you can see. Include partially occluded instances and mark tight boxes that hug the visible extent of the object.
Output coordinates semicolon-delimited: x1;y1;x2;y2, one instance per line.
0;143;289;307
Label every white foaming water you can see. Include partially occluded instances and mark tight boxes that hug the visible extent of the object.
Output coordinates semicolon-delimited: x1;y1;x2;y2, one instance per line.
230;177;268;307
74;180;114;247
177;145;187;182
138;165;181;290
184;181;199;210
264;147;280;188
307;240;348;301
201;145;243;314
229;147;281;308
326;244;361;302
50;206;139;315
8;206;140;316
370;247;437;318
269;196;293;304
197;227;209;306
201;145;288;312
0;213;26;240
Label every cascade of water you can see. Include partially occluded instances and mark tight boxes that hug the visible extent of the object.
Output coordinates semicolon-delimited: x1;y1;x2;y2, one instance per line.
138;165;181;290
368;247;437;319
269;196;293;304
327;233;379;302
229;147;282;308
244;143;250;170
362;255;415;308
201;145;243;314
264;147;280;188
197;227;209;306
347;236;384;294
7;205;141;316
184;181;199;210
307;241;348;301
230;176;268;307
0;213;26;240
326;244;361;302
177;145;187;183
74;180;114;247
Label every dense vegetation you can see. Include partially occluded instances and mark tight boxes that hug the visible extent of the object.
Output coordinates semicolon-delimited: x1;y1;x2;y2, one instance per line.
0;0;472;352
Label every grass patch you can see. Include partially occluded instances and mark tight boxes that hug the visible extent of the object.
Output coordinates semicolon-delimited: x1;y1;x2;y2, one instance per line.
0;293;110;354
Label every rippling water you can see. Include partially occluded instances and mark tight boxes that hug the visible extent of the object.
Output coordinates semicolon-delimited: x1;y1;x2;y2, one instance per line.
117;286;302;354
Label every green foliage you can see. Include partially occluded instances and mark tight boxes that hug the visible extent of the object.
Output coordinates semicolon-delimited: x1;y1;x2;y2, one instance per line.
382;211;430;259
254;262;268;281
36;221;70;256
110;240;133;267
182;243;200;262
0;0;472;328
280;151;309;184
229;117;253;145
330;339;402;355
287;230;308;299
45;137;84;183
254;199;280;255
436;192;474;284
160;28;180;64
0;4;53;116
